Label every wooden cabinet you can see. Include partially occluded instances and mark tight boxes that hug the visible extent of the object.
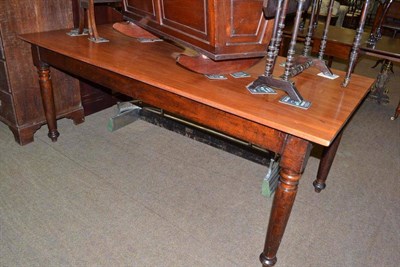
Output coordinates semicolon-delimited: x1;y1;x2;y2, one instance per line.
123;0;274;61
0;0;84;145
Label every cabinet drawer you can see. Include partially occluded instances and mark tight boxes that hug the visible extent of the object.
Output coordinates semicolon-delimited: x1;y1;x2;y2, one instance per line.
0;60;10;92
0;90;16;125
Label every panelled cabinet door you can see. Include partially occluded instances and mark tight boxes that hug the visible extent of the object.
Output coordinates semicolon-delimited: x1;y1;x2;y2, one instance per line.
123;0;273;60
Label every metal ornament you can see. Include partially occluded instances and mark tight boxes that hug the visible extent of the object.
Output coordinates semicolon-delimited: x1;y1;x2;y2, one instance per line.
342;0;371;87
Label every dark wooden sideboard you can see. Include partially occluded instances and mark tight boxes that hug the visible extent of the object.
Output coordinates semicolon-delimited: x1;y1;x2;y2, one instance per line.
0;0;84;145
123;0;274;61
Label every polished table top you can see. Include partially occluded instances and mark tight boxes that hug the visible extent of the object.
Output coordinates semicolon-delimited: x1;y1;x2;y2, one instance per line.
20;25;374;146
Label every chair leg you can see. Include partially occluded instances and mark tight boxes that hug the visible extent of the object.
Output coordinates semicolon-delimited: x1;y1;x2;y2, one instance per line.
86;0;110;43
391;101;400;120
66;2;88;36
87;0;100;40
78;6;85;34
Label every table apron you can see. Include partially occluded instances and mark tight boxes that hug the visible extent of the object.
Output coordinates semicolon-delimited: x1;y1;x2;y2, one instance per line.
37;46;288;154
361;50;400;63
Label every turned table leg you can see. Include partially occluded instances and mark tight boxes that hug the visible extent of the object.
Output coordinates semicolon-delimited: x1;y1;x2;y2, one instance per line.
313;131;343;192
260;168;303;266
260;136;312;266
37;63;59;141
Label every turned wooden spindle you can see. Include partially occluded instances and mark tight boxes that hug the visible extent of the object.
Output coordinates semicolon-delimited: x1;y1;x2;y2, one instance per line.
342;0;371;87
37;63;59;141
264;0;286;77
302;0;319;57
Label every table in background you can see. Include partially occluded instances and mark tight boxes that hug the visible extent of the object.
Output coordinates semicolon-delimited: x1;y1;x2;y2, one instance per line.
282;22;370;66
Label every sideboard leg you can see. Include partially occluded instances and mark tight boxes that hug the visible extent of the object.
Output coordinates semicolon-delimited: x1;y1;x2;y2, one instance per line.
37;64;59;141
313;131;343;192
260;168;302;266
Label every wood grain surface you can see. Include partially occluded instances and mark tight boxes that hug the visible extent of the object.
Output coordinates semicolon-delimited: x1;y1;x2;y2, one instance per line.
20;25;374;146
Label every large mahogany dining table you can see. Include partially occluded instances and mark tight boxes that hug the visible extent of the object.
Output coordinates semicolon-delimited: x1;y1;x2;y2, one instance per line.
20;25;374;266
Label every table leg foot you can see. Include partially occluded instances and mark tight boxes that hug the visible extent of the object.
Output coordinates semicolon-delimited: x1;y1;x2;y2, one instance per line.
260;252;277;267
313;180;326;193
47;130;60;142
